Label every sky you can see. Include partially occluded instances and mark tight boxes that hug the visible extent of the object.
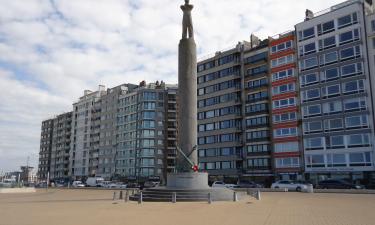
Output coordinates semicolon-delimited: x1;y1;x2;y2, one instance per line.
0;0;344;172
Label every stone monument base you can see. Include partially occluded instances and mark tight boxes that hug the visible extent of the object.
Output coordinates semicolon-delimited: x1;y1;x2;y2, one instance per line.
167;172;209;189
129;172;239;202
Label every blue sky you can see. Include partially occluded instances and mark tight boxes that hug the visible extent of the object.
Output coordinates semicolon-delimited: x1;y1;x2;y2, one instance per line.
0;0;344;172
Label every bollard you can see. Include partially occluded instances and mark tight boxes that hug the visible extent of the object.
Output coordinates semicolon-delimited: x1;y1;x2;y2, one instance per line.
119;191;123;200
256;190;261;200
68;183;70;189
247;189;251;196
113;192;117;201
172;192;177;203
125;190;129;202
138;191;143;204
208;193;212;204
233;192;238;202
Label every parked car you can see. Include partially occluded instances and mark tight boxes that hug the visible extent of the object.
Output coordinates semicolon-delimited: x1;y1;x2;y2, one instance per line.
237;181;264;188
127;183;140;189
271;180;308;192
212;181;238;189
144;181;160;188
317;180;364;189
86;177;104;187
35;182;47;188
72;181;85;188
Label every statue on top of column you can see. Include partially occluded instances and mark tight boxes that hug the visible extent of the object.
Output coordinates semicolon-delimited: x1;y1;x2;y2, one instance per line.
181;0;194;39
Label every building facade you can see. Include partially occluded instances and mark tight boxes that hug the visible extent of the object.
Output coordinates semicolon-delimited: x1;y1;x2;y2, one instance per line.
269;32;303;181
50;112;72;181
38;119;54;180
296;0;375;182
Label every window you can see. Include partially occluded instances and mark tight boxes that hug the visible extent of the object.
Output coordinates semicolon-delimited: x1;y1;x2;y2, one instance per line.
246;130;269;141
322;84;340;98
274;142;299;153
372;20;375;31
306;154;325;167
337;13;358;29
319;36;336;50
323;101;342;115
299;27;315;41
345;115;368;129
342;80;364;94
303;121;323;134
248;158;270;168
300;42;316;55
340;46;361;61
273;112;297;123
321;67;339;81
273;98;296;109
272;69;294;81
247;144;270;153
247;65;268;76
304;137;324;150
320;51;338;66
274;127;297;137
327;154;347;167
300;57;318;71
272;83;295;95
247;78;268;89
339;29;359;45
300;73;319;86
324;118;343;131
218;54;234;65
344;97;367;112
302;88;320;102
245;52;268;64
247;91;268;102
347;134;370;147
276;158;300;168
341;63;362;78
206;162;216;170
327;136;345;149
349;152;372;166
303;104;321;118
317;20;335;35
246;103;268;114
246;116;269;127
271;55;294;68
271;41;293;54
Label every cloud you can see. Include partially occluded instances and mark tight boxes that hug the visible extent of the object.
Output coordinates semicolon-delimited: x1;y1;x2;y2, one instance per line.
0;0;344;171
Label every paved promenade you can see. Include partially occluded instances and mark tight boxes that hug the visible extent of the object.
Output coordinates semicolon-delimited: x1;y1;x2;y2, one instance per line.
0;189;374;225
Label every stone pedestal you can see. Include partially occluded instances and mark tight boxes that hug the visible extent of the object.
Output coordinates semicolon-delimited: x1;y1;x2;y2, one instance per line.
167;172;209;189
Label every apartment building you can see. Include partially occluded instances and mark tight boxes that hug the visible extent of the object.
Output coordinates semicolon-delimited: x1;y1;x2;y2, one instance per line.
116;81;178;183
97;84;137;179
243;39;273;184
38;119;54;180
269;32;303;181
69;86;107;180
296;0;375;182
50;112;72;181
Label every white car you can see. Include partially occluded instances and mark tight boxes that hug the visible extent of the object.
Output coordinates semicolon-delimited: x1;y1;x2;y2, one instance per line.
271;180;308;192
212;181;238;189
72;181;85;188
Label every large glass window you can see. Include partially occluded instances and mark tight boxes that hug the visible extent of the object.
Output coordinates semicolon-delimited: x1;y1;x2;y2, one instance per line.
327;136;345;149
323;101;342;115
347;134;370;147
272;83;295;95
303;104;321;118
320;51;338;66
273;112;297;123
319;36;336;50
299;27;315;41
349;152;372;166
339;29;359;44
327;154;346;167
301;73;319;86
345;115;368;129
342;80;364;94
302;42;316;55
271;41;293;54
272;69;294;81
344;97;367;112
317;20;335;35
276;158;300;168
247;144;270;153
274;142;299;153
301;57;318;70
340;46;361;60
322;84;340;98
324;118;343;131
337;13;358;28
302;88;320;102
273;98;296;109
274;127;297;137
271;55;293;68
322;67;339;81
306;154;325;167
304;137;324;150
303;121;323;134
341;63;362;77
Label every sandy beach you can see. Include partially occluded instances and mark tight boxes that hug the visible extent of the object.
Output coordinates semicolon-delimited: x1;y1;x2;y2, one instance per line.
1;189;375;225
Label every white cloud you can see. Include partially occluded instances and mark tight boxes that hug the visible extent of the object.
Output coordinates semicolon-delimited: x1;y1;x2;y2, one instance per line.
0;0;344;171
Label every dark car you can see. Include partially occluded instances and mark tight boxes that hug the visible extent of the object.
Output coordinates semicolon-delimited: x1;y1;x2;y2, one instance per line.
318;179;364;189
237;181;263;188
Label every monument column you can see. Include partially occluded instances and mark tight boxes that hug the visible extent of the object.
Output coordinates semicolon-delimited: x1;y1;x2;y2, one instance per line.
177;0;198;171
